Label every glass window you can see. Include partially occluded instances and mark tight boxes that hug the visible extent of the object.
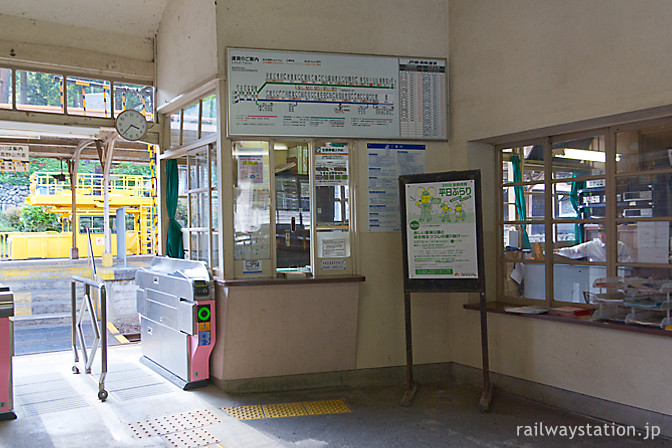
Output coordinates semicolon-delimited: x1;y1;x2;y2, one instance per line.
233;141;271;262
201;94;217;138
552;135;606;178
170;111;182;148
66;76;111;118
275;142;311;273
315;143;351;267
78;215;133;234
182;101;200;145
0;67;11;109
113;82;154;120
500;124;672;312
171;144;218;267
15;70;64;113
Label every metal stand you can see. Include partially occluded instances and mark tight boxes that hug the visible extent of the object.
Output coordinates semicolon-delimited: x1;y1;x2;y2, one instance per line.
478;291;493;412
400;291;418;406
71;275;108;401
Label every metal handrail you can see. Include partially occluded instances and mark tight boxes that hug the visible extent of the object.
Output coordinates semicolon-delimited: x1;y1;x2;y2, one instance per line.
71;274;108;401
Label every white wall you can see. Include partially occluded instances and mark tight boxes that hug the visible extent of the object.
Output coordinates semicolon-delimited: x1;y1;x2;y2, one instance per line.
450;0;672;416
155;0;217;107
216;0;452;370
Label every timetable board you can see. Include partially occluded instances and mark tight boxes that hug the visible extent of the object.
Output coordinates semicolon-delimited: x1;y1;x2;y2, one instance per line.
227;48;446;140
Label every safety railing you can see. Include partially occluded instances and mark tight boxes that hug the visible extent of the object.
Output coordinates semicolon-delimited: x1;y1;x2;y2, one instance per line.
30;172;152;198
71;275;108;401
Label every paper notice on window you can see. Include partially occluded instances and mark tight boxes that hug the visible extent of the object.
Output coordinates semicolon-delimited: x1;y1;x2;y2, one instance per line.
315;146;348;186
238;156;264;183
637;221;670;263
322;238;346;258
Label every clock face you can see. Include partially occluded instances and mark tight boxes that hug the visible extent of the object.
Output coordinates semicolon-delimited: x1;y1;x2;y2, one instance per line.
115;110;148;141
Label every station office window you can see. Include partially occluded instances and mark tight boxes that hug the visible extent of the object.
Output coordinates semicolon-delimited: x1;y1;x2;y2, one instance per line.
233;139;352;278
499;119;672;306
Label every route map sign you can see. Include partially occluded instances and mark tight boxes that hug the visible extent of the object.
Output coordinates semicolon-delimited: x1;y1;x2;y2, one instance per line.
227;48;446;140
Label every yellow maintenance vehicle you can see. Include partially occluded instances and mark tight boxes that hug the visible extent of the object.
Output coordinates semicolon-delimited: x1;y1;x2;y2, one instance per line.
1;171;157;259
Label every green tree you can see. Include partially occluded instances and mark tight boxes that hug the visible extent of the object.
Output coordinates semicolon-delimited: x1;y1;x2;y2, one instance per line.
0;206;21;231
18;205;60;232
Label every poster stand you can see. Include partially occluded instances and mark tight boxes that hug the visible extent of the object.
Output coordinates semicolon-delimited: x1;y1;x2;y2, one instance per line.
398;170;492;411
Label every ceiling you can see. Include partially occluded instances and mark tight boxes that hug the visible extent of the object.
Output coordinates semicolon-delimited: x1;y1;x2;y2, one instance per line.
0;0;169;39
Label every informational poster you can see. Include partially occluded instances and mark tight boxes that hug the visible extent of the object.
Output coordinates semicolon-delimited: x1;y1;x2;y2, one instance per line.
367;143;425;232
315;146;348;186
238;156;264;183
404;179;478;279
227;48;447;140
399;59;447;139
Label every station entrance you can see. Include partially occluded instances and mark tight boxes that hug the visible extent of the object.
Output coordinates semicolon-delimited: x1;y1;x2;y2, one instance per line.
0;119;158;355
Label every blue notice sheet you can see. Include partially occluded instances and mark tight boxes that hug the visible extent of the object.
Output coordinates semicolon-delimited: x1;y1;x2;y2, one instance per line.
367;143;425;232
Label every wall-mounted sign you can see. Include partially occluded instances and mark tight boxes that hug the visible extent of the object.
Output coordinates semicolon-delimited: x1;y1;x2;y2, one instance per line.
0;145;29;161
227;48;446;140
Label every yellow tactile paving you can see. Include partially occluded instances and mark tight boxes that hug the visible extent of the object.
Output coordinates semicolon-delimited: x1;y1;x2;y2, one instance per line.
222;400;350;420
304;400;351;415
221;405;265;421
262;402;308;419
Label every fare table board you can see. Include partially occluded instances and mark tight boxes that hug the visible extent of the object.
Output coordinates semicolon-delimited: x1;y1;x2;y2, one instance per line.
398;170;492;410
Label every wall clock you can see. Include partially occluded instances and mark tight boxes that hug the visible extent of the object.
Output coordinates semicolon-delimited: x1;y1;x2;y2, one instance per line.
115;109;148;141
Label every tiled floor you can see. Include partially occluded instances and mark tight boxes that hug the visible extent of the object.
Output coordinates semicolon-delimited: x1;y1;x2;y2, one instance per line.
0;344;669;447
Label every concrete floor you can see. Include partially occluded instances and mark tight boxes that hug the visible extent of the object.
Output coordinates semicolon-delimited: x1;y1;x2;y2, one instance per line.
0;344;668;448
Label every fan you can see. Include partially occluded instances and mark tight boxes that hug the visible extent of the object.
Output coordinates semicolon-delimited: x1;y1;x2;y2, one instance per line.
52;159;67;182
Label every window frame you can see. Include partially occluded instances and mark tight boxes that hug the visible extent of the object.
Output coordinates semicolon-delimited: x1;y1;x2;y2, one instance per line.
159;89;219;270
230;137;355;279
497;120;672;307
0;64;154;121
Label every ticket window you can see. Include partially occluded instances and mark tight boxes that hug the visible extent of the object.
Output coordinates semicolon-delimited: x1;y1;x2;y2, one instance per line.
274;141;311;274
232;139;353;278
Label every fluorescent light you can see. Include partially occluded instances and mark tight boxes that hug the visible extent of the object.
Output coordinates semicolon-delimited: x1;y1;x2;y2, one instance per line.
555;148;605;163
0;120;100;139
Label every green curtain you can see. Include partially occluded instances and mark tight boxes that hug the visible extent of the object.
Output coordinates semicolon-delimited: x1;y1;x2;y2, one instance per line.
165;159;184;258
510;155;531;249
569;178;586;244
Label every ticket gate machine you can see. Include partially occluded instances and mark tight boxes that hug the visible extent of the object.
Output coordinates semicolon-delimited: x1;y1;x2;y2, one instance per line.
0;284;15;420
136;257;215;389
